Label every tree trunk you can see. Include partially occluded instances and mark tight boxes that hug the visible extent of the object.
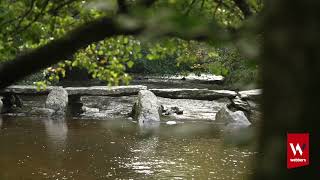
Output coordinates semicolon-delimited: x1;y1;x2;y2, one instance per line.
254;0;319;179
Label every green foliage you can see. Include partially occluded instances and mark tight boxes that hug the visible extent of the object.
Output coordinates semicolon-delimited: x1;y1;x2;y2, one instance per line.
215;47;260;88
131;38;232;77
36;35;141;86
0;0;262;88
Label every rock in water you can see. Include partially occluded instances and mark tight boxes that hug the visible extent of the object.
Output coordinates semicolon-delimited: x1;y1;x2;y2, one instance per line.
171;106;184;115
132;90;161;123
82;106;100;113
0;94;23;113
215;106;251;128
166;121;177;125
229;96;250;112
160;105;184;116
150;89;236;100
45;87;68;115
29;108;55;117
239;89;262;101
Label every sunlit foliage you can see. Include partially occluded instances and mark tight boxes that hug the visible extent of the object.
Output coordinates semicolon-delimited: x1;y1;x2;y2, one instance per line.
0;0;262;88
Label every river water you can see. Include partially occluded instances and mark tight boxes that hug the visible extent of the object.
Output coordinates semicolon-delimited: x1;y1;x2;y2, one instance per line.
0;116;256;179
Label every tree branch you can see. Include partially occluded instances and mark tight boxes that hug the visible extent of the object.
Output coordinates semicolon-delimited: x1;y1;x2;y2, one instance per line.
0;0;227;89
0;0;36;28
49;0;80;16
12;0;50;35
185;0;197;15
14;0;36;28
0;0;160;89
200;0;206;10
0;17;144;89
213;0;222;16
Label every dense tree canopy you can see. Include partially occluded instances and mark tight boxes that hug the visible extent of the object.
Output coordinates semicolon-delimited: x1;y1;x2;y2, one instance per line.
0;0;262;88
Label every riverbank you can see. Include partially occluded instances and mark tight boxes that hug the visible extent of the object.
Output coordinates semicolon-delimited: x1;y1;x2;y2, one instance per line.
17;73;260;91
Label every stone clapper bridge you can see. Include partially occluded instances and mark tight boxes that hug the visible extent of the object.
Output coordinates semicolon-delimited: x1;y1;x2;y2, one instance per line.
0;85;261;126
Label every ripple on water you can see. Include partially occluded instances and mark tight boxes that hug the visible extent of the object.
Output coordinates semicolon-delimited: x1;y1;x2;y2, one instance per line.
0;117;256;179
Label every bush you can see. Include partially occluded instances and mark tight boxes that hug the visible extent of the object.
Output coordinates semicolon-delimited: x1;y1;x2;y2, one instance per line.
129;46;260;90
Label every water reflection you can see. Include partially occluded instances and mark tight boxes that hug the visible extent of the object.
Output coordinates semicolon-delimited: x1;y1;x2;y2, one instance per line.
138;121;160;136
42;118;68;150
0;116;2;129
0;117;256;179
127;136;159;175
124;121;161;175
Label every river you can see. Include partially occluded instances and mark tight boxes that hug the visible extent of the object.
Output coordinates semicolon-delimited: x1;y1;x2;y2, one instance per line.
0;116;256;179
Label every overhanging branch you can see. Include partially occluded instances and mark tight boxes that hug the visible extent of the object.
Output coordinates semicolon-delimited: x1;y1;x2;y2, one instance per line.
0;0;227;89
0;17;144;89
